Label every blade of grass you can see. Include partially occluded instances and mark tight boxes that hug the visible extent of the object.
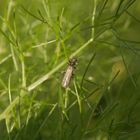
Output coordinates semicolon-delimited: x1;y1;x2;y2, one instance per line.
33;103;58;139
8;74;12;104
64;88;69;109
121;52;137;88
126;10;140;24
21;57;26;88
0;54;12;65
91;0;97;39
98;0;109;16
114;0;125;17
74;80;82;113
21;5;48;24
42;0;51;23
31;39;57;49
0;79;7;90
59;87;69;120
0;28;16;46
119;0;136;16
80;52;96;88
10;44;19;71
111;27;140;57
109;70;120;86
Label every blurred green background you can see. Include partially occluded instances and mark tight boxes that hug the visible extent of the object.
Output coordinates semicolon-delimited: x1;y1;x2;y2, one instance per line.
0;0;140;139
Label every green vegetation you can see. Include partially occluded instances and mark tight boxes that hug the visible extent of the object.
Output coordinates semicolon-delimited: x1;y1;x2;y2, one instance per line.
0;0;140;139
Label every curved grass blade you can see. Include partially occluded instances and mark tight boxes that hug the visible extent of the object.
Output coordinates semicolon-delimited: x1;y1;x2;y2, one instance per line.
80;52;96;89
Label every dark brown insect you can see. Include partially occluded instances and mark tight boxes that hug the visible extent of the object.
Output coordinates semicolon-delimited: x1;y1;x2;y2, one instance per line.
62;58;77;88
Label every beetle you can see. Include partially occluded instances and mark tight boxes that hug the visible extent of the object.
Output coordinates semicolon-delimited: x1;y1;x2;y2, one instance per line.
62;58;77;88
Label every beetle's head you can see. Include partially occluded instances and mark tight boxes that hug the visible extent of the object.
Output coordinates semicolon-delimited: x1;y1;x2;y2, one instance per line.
69;58;78;66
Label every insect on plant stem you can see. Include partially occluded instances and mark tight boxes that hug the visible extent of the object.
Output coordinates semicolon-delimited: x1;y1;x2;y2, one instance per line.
62;58;77;88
